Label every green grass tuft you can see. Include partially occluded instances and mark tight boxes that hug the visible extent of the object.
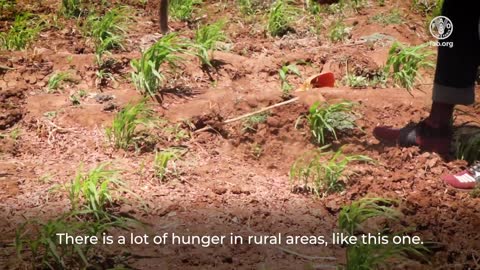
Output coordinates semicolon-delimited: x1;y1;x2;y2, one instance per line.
339;198;428;269
47;71;73;92
169;0;202;21
0;13;43;50
343;74;368;89
85;7;131;65
267;0;296;37
454;131;480;164
370;9;403;25
154;148;184;181
384;42;434;92
242;112;269;132
0;0;16;18
194;20;227;67
237;0;255;15
16;162;136;268
290;146;373;197
349;0;367;12
61;0;83;18
412;0;443;16
279;63;301;97
306;0;323;15
305;101;356;145
339;197;399;235
329;20;351;43
68;163;126;220
131;33;185;97
105;101;156;150
16;216;90;268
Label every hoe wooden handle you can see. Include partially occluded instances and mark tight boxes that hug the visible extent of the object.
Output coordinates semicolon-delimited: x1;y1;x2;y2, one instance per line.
194;97;299;133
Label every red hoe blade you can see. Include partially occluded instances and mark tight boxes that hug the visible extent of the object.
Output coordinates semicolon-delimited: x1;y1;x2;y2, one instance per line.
296;72;335;92
309;72;335;88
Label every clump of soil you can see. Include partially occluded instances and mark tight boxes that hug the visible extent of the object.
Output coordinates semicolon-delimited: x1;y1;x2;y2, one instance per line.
0;87;25;130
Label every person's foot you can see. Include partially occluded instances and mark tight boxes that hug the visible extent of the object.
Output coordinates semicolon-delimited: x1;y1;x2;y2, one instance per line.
443;162;480;189
373;119;453;155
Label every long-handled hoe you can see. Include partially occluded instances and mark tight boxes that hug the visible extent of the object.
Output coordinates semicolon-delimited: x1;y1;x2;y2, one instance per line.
194;72;335;133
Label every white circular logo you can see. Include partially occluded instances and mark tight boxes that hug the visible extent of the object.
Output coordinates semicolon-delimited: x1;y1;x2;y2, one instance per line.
429;16;453;40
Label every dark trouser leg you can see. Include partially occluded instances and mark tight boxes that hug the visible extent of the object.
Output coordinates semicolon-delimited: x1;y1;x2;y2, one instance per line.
373;0;479;154
427;0;479;128
432;0;480;105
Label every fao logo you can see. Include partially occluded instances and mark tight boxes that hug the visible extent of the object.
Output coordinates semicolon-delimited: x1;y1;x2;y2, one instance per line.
430;16;453;40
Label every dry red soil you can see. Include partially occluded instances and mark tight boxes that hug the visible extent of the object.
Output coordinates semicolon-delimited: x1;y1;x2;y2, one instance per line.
1;0;480;269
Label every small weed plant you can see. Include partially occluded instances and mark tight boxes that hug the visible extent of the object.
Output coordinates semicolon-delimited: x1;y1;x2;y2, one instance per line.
16;162;135;268
279;63;301;97
43;111;58;119
327;2;346;16
267;0;296;37
370;70;388;88
242;112;269;132
95;63;117;88
86;7;130;65
0;0;15;10
0;127;21;141
237;0;255;15
105;101;155;150
412;0;443;16
169;0;201;21
154;148;184;181
339;198;399;235
47;71;73;92
370;9;403;25
349;0;366;12
304;101;356;145
290;146;373;197
69;163;127;220
16;215;131;268
0;0;16;18
194;20;227;67
329;20;351;43
343;74;369;89
131;33;184;97
164;123;190;142
454;131;480;164
16;216;91;268
70;90;87;105
412;0;443;29
0;13;43;50
343;70;387;89
10;127;21;140
471;186;480;198
384;42;434;91
61;0;83;18
306;0;322;15
339;198;428;269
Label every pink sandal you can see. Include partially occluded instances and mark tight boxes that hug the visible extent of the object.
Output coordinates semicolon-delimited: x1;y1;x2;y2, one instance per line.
442;162;480;189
